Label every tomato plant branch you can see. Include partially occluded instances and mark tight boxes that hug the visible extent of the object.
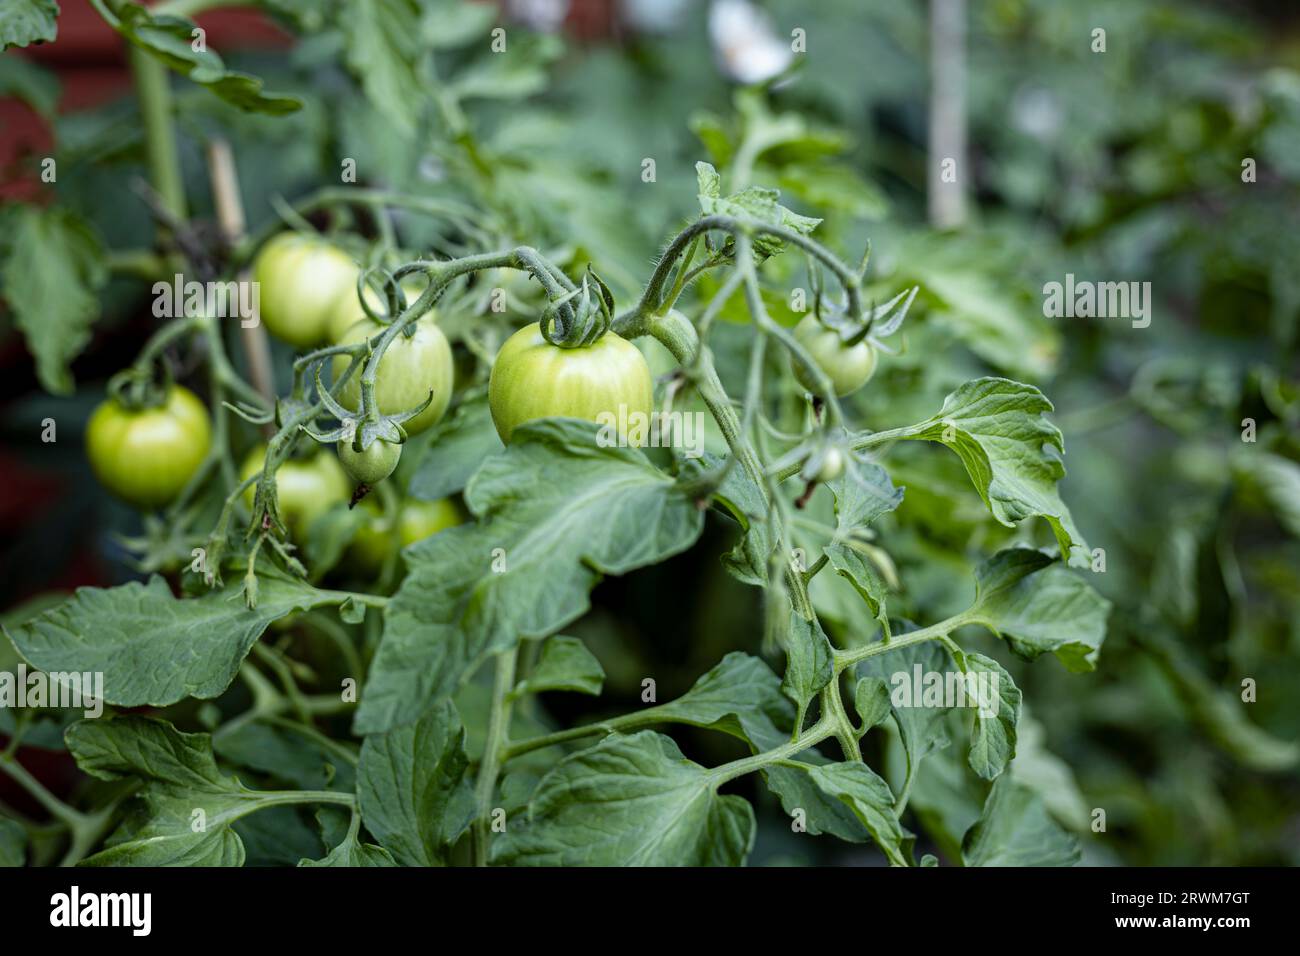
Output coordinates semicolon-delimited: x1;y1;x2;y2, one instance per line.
820;679;862;762
127;45;187;231
709;713;837;785
107;249;168;278
618;215;866;331
240;187;494;264
0;755;86;830
832;611;974;672
154;0;251;17
473;647;517;867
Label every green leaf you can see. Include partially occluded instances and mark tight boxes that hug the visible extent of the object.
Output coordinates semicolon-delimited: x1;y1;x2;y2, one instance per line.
956;651;1021;781
813;460;904;635
0;54;60;117
965;548;1110;672
1010;712;1089;830
858;637;952;798
0;205;107;395
780;612;834;719
340;0;424;135
649;652;794;752
357;702;471;865
695;161;822;259
67;716;257;866
0;817;26;867
690;111;734;167
357;419;704;733
421;0;496;49
886;378;1089;564
962;775;1080;867
91;0;301;115
302;502;370;577
797;761;910;866
510;635;604;699
890;233;1059;381
451;33;562;101
696;160;722;200
492;731;755;866
234;806;322;866
907;744;985;863
299;826;397;867
407;395;503;501
0;0;57;51
777;163;889;221
763;758;874;844
853;676;892;736
825;543;892;639
213;721;356;793
1237;451;1300;538
710;456;773;587
4;575;333;708
826;461;904;532
1147;636;1299;772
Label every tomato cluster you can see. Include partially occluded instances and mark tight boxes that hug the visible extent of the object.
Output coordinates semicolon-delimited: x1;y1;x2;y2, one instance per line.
89;232;876;577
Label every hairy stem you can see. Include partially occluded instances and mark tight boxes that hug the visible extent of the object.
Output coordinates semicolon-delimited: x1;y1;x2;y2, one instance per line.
473;648;518;866
128;45;186;229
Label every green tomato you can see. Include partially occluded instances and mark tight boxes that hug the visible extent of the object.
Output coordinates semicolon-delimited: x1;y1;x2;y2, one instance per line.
239;444;350;535
325;278;428;345
791;314;878;397
813;447;845;483
253;232;359;349
488;323;654;444
331;314;453;436
348;497;463;574
398;497;463;546
86;385;212;509
338;437;402;486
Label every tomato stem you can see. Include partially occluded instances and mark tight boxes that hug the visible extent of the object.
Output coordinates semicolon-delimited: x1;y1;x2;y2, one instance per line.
473;648;518;867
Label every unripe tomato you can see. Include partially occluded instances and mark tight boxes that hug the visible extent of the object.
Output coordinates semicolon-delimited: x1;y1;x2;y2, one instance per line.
488;323;654;444
325;278;428;344
253;233;360;349
338;438;402;486
813;447;845;483
239;444;350;535
331;314;453;436
86;385;212;509
398;497;463;546
348;497;463;574
791;314;878;397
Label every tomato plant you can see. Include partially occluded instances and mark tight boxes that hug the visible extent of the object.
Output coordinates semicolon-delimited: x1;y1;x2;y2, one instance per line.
1;0;1296;881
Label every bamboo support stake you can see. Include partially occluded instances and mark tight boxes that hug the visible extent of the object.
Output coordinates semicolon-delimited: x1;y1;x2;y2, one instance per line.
928;0;968;230
207;138;276;415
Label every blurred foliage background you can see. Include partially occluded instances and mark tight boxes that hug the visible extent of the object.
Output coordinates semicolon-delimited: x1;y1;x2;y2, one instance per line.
2;0;1298;865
